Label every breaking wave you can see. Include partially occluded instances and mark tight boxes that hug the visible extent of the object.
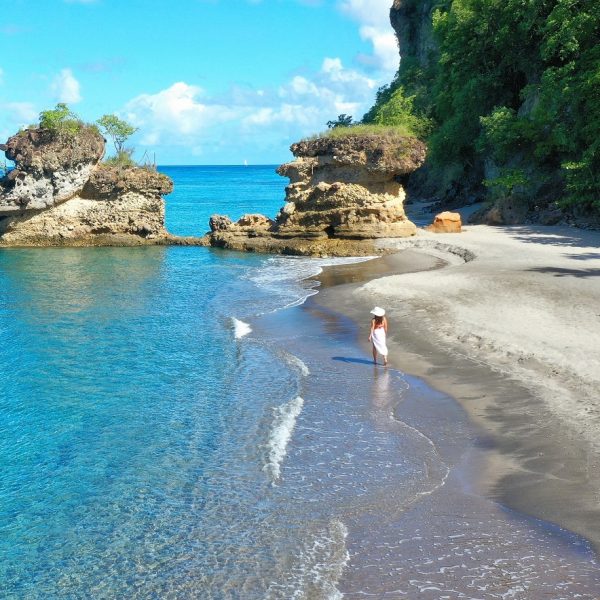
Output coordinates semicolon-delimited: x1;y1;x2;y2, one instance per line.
264;396;304;480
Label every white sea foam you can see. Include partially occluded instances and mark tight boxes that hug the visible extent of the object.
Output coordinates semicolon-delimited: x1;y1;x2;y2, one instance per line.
324;520;350;600
264;396;304;480
283;351;310;377
232;317;252;339
265;519;350;600
248;255;376;313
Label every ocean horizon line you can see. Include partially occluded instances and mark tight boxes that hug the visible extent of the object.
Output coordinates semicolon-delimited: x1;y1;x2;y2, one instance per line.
158;163;282;168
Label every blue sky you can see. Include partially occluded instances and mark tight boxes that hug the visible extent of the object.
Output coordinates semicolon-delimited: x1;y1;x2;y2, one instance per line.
0;0;399;164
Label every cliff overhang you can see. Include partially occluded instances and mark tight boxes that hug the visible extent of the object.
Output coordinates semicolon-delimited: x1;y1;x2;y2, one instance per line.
205;131;426;256
0;126;182;247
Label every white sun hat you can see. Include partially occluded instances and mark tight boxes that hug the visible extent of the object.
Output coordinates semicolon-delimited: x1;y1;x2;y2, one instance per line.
370;306;385;317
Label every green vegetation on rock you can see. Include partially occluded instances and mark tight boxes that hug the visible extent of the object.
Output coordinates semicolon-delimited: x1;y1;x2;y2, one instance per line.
326;114;354;129
367;0;600;218
38;103;86;137
97;114;139;168
16;105;142;169
364;86;433;139
102;149;137;169
319;123;417;140
97;114;138;155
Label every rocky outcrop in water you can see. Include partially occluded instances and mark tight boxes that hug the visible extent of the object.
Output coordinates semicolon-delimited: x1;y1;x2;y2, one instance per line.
206;132;426;256
0;126;176;246
0;127;105;212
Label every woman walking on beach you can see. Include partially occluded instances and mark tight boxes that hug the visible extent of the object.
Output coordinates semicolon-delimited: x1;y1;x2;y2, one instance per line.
369;307;388;366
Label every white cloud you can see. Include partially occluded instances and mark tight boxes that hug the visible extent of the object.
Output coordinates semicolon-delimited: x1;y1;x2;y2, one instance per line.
258;57;375;128
123;57;378;159
4;102;37;124
337;0;399;74
337;0;391;30
124;82;238;145
51;68;82;104
120;2;397;161
358;26;399;73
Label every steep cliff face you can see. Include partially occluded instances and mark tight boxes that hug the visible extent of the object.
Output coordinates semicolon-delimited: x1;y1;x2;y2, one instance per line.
390;0;438;73
387;0;599;226
206;132;426;256
0;127;174;246
388;0;477;207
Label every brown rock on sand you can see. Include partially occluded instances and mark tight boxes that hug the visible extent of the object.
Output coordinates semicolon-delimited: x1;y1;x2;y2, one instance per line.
426;211;462;233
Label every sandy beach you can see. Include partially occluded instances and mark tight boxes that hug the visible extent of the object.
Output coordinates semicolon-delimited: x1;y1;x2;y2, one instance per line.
314;220;600;557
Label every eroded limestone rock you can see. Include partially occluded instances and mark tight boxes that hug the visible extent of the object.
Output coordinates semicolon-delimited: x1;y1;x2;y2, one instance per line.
0;126;175;246
83;164;173;199
0;127;105;212
205;132;426;255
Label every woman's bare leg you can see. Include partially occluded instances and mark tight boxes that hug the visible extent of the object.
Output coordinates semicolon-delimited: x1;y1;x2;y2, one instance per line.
372;345;377;364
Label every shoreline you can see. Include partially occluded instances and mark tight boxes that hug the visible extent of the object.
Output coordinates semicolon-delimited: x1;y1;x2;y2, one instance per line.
311;224;600;556
253;250;600;596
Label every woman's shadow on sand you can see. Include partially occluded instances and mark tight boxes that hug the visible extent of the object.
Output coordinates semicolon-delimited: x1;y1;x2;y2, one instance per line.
333;356;378;366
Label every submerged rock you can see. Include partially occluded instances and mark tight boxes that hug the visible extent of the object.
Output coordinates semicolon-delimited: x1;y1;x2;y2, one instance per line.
206;132;426;256
0;126;176;246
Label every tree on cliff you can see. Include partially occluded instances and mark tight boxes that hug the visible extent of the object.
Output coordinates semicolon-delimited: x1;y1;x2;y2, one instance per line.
97;115;138;155
364;86;433;139
39;103;83;137
327;114;354;129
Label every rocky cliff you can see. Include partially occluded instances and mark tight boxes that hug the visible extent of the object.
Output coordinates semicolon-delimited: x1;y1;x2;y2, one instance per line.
387;0;599;227
0;127;175;246
206;132;426;256
390;0;438;74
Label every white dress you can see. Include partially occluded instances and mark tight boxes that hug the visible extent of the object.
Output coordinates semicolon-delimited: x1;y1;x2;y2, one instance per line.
371;326;388;357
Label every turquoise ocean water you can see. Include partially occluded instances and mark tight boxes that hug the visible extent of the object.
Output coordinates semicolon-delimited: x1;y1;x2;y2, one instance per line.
0;166;378;597
3;166;600;598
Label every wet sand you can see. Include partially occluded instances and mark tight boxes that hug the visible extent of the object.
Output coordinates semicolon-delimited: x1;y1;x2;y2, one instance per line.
310;230;600;563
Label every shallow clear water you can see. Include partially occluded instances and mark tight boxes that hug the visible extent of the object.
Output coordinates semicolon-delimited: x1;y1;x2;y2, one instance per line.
1;166;600;598
0;168;378;597
160;165;283;237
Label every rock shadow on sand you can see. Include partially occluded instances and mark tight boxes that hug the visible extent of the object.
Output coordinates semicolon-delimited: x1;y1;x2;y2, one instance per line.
526;266;600;278
505;224;600;249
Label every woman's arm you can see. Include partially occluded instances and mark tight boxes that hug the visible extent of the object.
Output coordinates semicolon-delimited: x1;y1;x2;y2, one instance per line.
368;318;375;341
383;316;388;333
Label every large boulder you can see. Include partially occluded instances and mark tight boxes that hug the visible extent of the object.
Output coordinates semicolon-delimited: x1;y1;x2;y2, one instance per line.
426;211;462;233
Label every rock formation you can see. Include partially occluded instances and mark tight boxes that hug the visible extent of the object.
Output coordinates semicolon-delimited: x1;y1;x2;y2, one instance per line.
426;211;462;233
0;127;105;212
390;0;438;75
0;127;176;246
206;132;426;256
